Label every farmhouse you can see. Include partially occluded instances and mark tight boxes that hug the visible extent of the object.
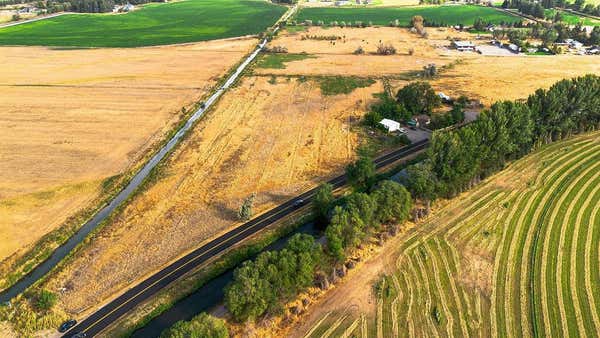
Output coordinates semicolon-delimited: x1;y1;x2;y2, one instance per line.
380;118;401;132
335;0;350;5
565;38;583;49
452;40;475;52
507;43;520;53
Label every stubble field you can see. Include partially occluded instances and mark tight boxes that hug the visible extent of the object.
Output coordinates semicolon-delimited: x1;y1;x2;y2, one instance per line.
0;37;256;288
42;75;382;315
260;26;600;104
291;131;600;338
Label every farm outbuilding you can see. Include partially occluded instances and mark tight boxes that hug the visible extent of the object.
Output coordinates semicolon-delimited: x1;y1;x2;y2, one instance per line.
452;40;475;52
379;118;401;132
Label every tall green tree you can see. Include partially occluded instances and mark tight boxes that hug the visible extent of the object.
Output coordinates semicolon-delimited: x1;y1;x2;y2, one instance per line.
372;180;413;224
161;313;228;338
396;81;441;115
346;155;376;192
325;206;346;261
313;183;334;226
403;161;438;213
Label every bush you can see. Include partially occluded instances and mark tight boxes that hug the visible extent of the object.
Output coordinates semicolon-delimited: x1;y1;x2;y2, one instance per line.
35;289;57;311
353;46;365;55
376;43;396;55
160;313;228;338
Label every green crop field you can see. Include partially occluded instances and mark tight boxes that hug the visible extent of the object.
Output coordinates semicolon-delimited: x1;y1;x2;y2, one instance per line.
546;8;600;26
302;132;600;337
0;0;286;47
295;5;522;26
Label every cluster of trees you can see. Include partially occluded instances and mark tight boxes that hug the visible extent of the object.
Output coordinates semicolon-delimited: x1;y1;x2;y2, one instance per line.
504;0;600;18
161;313;228;338
325;179;412;261
430;101;466;129
512;0;547;18
403;74;599;200
224;234;322;321
364;81;441;129
494;22;599;49
225;152;415;324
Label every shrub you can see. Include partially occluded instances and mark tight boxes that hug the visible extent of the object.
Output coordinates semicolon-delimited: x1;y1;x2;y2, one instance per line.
35;289;57;311
160;313;228;338
353;46;365;55
376;43;396;55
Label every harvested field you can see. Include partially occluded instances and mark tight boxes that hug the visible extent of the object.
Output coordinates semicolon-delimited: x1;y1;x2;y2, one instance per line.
42;76;382;315
430;55;600;105
0;38;256;286
290;132;600;337
258;26;469;76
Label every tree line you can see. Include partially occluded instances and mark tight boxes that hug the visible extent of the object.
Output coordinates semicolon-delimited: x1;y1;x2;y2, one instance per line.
504;0;600;19
3;0;164;14
224;151;414;322
220;74;598;328
403;74;599;203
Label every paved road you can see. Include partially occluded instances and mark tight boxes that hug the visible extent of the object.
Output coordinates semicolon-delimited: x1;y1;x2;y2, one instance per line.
62;139;429;337
0;12;71;29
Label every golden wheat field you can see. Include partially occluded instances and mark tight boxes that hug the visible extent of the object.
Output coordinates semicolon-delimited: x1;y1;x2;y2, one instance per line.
0;38;256;270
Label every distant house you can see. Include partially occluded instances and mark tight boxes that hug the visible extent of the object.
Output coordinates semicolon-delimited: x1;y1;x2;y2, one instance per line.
565;38;583;49
18;6;36;14
452;40;476;52
123;3;135;11
586;46;599;55
335;0;349;5
379;118;401;132
507;43;520;53
438;92;451;102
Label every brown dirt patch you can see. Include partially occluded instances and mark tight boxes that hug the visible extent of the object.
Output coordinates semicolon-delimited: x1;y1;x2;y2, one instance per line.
0;38;256;264
45;76;382;315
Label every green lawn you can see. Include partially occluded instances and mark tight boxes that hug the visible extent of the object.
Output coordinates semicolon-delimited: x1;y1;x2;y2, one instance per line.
296;5;522;26
0;0;287;47
255;53;315;68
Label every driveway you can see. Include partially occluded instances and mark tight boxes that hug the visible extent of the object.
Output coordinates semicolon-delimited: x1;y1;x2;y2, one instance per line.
404;127;431;144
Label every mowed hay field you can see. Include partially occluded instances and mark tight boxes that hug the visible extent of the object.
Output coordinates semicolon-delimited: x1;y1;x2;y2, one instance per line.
429;55;600;106
0;0;286;47
291;132;600;338
295;5;522;26
43;76;382;314
0;38;256;286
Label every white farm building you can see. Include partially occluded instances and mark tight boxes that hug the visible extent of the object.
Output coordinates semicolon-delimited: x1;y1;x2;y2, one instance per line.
452;40;476;52
380;118;401;132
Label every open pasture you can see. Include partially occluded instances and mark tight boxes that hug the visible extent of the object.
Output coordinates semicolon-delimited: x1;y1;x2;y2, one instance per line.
0;0;286;47
295;5;522;26
292;132;600;337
